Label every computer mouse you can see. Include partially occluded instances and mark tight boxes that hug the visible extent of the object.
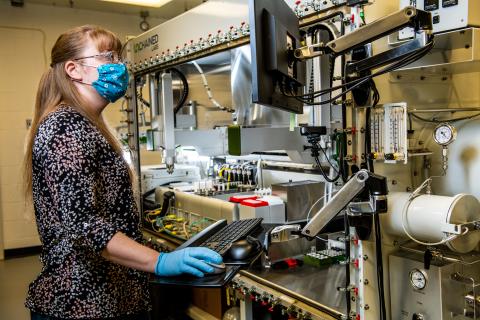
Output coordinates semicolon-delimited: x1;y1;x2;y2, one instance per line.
227;239;253;260
204;261;226;275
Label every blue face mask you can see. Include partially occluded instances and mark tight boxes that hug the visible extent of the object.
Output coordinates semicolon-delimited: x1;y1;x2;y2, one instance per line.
91;63;129;103
75;63;129;103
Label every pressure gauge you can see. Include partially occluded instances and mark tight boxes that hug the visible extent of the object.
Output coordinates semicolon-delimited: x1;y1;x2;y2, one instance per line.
433;123;457;146
409;269;427;290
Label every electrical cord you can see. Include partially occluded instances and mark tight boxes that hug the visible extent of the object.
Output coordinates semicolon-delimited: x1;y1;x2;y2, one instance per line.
282;39;434;105
303;130;342;182
290;48;429;105
192;61;232;112
309;140;341;183
305;190;338;223
315;236;329;242
298;38;433;100
136;88;146;106
374;213;387;320
183;221;190;239
317;41;432;105
371;78;385;317
402;195;469;246
364;79;380;172
334;132;348;183
137;93;151;108
315;156;341;183
317;142;341;175
169;68;190;114
408;113;413;130
401;177;470;246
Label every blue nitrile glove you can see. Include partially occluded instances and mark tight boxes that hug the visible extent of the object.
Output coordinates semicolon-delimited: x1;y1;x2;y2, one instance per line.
155;247;223;278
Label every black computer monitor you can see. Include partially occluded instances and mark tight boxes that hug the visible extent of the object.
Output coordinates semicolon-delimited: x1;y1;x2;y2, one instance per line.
249;0;306;114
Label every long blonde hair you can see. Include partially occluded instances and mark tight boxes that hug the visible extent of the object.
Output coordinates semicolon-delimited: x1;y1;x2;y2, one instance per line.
24;25;129;200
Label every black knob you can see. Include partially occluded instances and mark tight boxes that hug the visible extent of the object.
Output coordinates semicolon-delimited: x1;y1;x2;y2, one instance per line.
424;249;433;270
412;313;424;320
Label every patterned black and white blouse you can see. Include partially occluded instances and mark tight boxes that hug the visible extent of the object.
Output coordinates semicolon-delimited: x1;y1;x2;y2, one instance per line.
25;105;151;319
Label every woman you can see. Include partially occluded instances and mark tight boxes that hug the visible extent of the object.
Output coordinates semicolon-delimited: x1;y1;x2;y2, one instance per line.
24;25;222;320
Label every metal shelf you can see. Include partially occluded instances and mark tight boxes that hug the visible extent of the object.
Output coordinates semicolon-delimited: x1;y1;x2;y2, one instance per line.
391;27;480;76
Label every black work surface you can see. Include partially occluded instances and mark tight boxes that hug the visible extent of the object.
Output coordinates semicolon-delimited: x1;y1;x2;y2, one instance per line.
150;265;241;288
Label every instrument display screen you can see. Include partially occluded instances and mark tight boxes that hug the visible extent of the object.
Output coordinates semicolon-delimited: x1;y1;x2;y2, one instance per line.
424;0;439;11
442;0;458;7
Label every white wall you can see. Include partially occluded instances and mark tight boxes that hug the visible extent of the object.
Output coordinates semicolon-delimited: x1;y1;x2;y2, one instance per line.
0;2;164;254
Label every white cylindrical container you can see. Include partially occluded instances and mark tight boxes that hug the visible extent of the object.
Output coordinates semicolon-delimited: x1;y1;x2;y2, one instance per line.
382;192;480;253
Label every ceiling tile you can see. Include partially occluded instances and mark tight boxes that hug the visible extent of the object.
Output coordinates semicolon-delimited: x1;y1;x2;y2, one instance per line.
24;0;205;19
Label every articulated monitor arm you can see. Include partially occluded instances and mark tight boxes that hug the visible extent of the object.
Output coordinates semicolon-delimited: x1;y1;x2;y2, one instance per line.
294;6;433;60
301;170;388;239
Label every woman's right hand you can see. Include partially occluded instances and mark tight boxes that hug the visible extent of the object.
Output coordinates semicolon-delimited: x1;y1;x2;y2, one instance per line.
154;247;223;278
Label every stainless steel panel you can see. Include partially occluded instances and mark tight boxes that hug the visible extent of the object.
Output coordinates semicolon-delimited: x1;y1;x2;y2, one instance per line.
266;237;315;263
390;253;444;320
272;180;325;223
169;45;291;130
230;46;291;127
240;263;347;317
390;250;480;320
175;114;196;129
236;127;309;155
175;128;229;156
173;58;234;130
393;28;480;75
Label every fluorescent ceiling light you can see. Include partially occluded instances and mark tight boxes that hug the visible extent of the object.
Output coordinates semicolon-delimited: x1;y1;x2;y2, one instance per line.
101;0;174;7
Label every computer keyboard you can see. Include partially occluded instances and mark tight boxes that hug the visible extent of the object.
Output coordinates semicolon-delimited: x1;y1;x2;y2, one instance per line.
198;218;263;256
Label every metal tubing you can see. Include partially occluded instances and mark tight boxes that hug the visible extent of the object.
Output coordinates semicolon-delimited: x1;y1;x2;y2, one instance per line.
409;108;480;113
149;73;160;118
160;72;176;173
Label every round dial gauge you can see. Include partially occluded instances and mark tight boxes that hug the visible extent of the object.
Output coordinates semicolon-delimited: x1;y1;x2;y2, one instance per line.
433;123;457;146
410;269;427;290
